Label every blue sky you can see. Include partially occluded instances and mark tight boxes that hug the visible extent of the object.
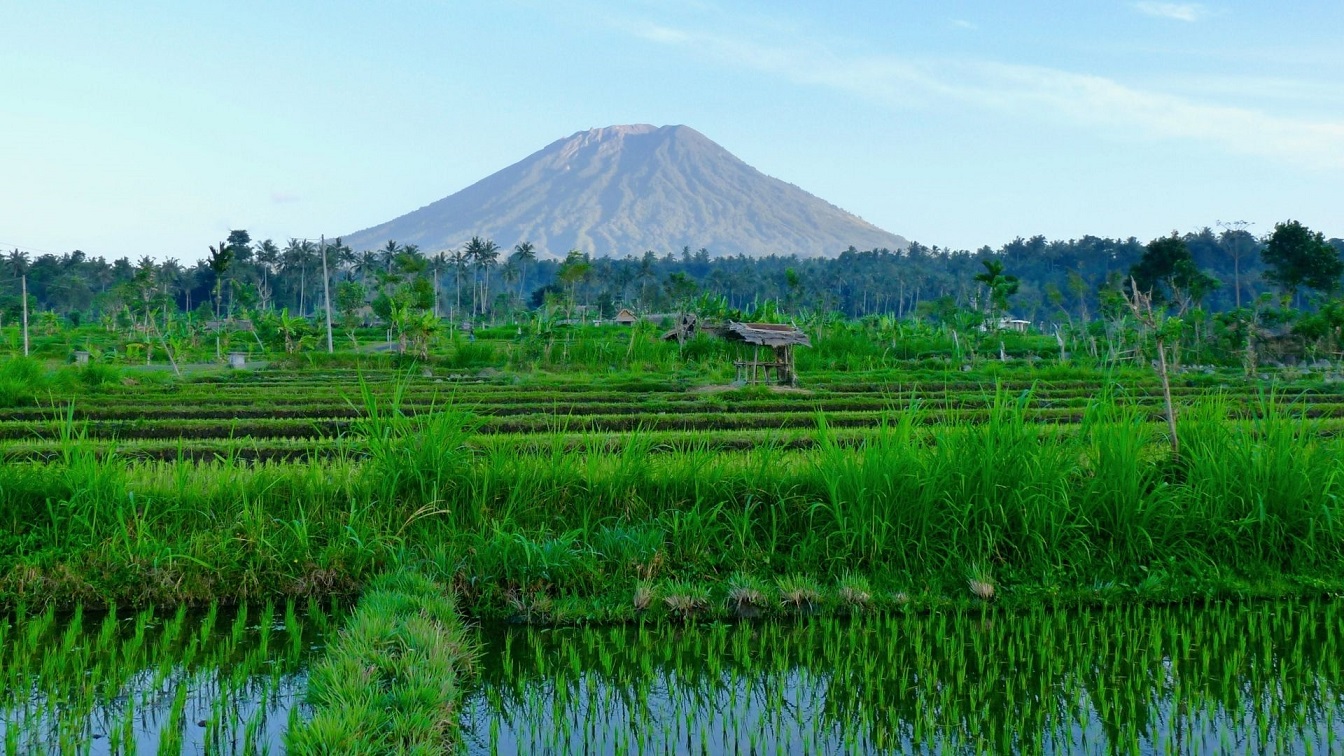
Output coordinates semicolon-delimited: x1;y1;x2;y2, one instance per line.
2;1;1341;261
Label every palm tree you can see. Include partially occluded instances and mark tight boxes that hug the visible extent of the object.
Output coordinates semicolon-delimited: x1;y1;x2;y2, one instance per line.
134;256;158;330
512;241;536;302
281;239;314;314
974;259;1020;325
378;240;401;272
475;240;500;316
353;250;379;288
500;261;520;318
207;241;234;320
329;238;355;277
462;236;486;316
431;251;448;318
159;257;183;302
5;249;29;279
449;249;468;322
253;240;279;310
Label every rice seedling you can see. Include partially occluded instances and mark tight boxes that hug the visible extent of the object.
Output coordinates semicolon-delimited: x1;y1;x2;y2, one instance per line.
725;571;772;619
0;600;337;754
660;581;711;620
967;563;997;602
776;574;824;613
458;600;1344;754
837;573;873;612
631;581;654;613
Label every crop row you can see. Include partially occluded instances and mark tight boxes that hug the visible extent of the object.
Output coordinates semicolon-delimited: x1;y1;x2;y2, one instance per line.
4;378;1319;419
6;385;1342;424
11;403;1343;442
7;411;1344;465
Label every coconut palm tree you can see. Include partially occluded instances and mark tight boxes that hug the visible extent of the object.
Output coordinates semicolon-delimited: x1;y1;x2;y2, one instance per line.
378;240;401;272
281;239;315;314
461;236;485;316
430;251;449;318
512;241;536;302
477;240;500;317
500;261;520;318
354;250;380;288
449;249;468;322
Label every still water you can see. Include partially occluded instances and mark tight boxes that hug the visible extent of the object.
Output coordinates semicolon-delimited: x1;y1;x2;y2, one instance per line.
1;602;337;755
461;601;1344;754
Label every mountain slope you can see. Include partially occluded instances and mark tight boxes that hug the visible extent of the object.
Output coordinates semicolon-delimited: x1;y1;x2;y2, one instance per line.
340;124;907;258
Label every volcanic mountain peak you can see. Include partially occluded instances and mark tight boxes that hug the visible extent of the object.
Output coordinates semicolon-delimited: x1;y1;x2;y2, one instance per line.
340;124;906;258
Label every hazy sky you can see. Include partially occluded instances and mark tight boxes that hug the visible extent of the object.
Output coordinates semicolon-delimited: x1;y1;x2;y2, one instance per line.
3;1;1341;262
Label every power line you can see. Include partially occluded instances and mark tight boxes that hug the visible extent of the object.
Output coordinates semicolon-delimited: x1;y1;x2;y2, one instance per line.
0;240;62;256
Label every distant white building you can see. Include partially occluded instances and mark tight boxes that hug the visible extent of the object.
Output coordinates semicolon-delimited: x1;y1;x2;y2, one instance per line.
981;317;1031;333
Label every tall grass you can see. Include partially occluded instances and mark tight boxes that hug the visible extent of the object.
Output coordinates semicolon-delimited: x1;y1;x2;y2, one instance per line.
287;569;476;754
4;377;1344;612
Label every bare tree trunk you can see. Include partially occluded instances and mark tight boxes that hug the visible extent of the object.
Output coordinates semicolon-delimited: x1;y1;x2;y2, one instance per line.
21;275;29;357
321;236;334;354
1155;333;1179;458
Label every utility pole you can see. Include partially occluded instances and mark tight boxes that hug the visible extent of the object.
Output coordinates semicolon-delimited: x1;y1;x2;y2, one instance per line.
321;235;334;353
21;274;29;357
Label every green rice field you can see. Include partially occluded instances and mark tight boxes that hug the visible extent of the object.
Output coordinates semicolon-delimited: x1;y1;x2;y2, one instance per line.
1;601;340;755
4;353;1344;752
462;601;1344;754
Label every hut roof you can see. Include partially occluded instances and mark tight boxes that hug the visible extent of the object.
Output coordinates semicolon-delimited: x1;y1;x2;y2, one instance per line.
722;321;811;348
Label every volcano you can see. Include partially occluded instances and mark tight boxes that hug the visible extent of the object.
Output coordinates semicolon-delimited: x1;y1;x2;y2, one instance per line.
340;124;907;258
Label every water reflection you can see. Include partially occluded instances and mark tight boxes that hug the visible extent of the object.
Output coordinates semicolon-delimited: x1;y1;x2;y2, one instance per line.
462;602;1344;754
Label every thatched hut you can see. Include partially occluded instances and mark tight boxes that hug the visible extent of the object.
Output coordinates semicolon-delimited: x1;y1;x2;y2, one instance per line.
614;308;638;326
722;321;811;386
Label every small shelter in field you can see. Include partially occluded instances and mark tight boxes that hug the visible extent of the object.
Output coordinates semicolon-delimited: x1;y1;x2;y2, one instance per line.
661;313;700;344
614;308;638;326
722;321;811;386
981;317;1030;333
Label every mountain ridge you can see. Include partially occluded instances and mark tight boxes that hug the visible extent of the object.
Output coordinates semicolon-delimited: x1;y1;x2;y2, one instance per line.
340;124;907;258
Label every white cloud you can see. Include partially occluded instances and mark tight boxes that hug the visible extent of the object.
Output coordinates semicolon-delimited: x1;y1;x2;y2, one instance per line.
270;191;300;204
1133;2;1208;22
951;18;977;30
625;21;1344;169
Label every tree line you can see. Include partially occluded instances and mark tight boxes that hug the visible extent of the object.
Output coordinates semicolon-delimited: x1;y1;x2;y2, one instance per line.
3;222;1342;333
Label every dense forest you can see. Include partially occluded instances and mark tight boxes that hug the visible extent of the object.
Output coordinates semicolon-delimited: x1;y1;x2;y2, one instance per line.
3;224;1342;330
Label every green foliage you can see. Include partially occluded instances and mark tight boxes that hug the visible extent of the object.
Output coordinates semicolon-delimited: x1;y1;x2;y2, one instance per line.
353;370;478;510
1262;219;1342;299
288;570;476;754
4;601;336;753
974;258;1020;320
1130;232;1219;310
464;602;1344;752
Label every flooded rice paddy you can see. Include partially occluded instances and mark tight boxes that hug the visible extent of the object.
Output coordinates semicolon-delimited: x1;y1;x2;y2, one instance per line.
1;602;339;755
5;600;1344;754
461;601;1344;755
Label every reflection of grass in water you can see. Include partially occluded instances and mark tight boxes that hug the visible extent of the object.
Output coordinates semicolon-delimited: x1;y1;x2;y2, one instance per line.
462;601;1344;754
0;599;339;754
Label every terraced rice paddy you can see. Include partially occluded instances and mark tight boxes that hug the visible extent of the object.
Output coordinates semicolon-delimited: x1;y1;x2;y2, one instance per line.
5;358;1344;752
463;602;1344;755
1;366;1340;462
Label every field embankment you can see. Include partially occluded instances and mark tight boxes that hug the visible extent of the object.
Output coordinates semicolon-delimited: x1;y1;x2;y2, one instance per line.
3;367;1343;615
